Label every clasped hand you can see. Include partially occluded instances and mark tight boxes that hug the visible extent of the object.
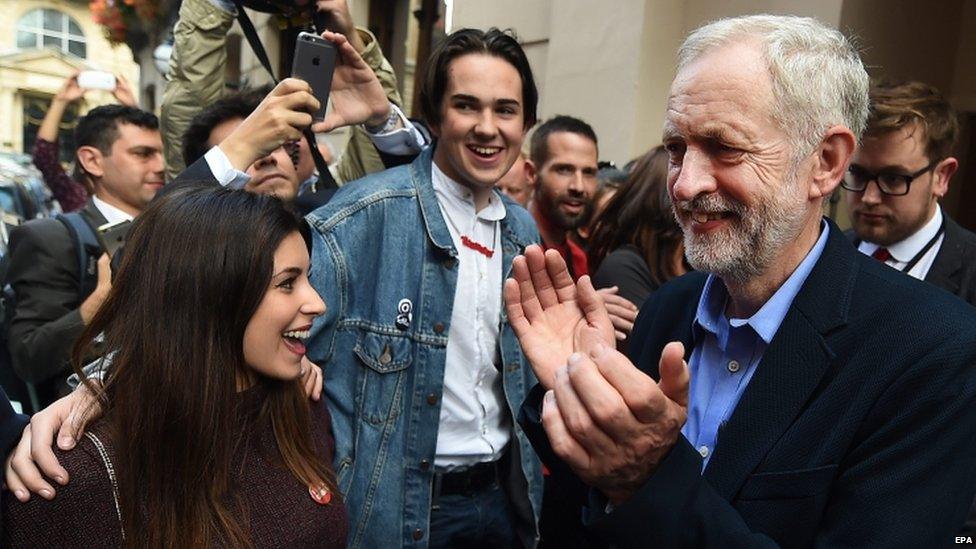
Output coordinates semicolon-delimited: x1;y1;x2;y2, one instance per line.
503;244;689;504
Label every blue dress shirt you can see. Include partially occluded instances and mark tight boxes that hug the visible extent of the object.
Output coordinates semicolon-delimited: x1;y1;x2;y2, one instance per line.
682;222;829;469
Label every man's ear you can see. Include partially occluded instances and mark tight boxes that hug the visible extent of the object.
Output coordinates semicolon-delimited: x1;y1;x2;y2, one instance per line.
524;158;539;186
76;146;104;179
932;156;958;199
809;125;857;199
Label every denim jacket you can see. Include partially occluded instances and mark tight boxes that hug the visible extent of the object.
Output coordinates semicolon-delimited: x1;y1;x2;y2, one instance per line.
305;148;543;548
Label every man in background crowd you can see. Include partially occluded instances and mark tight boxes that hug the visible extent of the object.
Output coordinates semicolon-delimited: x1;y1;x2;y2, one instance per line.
31;71;138;212
526;115;637;344
5;105;163;404
526;116;600;279
495;151;532;206
845;80;976;306
161;0;414;186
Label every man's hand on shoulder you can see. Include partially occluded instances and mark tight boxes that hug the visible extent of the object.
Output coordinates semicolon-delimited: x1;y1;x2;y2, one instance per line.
4;384;103;502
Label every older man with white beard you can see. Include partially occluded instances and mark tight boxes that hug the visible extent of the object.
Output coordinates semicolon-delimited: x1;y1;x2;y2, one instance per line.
504;14;976;548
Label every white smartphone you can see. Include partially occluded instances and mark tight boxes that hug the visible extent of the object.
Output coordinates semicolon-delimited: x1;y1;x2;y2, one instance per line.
78;70;117;91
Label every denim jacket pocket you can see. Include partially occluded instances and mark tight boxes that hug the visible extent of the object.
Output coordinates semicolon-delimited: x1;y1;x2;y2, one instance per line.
353;330;412;425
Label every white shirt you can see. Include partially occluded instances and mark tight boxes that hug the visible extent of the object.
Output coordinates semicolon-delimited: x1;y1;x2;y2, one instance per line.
91;196;135;225
430;162;510;469
858;206;944;280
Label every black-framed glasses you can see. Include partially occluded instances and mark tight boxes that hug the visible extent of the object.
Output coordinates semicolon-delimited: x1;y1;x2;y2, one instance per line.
841;161;938;196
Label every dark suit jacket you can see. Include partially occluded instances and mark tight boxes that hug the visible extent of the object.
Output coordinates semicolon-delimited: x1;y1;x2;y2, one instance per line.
845;212;976;308
5;202;107;388
925;214;976;308
522;218;976;548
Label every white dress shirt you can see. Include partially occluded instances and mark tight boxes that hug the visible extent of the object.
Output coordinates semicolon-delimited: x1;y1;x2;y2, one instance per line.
430;162;510;470
858;206;944;280
91;196;135;225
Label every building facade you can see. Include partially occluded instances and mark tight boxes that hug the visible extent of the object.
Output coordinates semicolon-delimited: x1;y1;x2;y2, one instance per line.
0;0;139;159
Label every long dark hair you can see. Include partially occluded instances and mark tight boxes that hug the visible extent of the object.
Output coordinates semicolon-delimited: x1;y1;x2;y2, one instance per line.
587;146;687;286
72;186;335;548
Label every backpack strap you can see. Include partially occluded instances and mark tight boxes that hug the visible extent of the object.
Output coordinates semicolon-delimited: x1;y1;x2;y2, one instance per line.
56;213;102;300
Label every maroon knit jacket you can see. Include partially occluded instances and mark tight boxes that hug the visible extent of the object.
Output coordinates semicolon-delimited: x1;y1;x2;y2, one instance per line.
2;389;348;547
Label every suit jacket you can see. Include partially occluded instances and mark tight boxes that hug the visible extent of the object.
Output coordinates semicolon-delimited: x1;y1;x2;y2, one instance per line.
522;218;976;548
845;212;976;308
925;214;976;308
5;202;107;388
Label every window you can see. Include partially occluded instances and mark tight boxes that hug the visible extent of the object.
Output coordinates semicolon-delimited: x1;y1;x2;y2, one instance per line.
23;95;79;163
16;9;86;58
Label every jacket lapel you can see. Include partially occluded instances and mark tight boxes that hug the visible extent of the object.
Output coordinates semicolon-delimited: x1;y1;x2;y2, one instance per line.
703;219;854;500
924;216;962;295
411;147;456;256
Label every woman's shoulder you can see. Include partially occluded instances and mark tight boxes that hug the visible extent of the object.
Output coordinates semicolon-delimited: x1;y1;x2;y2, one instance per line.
2;429;123;547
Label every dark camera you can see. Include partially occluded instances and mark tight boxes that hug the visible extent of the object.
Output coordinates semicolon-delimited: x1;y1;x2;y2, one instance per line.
236;1;330;32
237;0;293;13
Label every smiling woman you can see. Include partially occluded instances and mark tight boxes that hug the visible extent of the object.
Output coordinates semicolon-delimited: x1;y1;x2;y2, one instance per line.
1;187;347;548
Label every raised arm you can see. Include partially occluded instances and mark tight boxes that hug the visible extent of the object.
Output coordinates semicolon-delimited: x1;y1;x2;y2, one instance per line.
33;72;87;212
159;0;236;181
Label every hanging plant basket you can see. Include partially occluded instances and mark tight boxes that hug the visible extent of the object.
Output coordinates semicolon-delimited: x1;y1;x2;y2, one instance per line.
89;0;176;51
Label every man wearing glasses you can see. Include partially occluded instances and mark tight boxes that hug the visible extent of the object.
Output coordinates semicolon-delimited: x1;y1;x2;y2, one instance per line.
844;80;976;307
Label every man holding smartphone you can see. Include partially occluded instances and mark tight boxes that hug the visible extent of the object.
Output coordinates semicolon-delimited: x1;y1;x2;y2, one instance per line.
4;105;163;405
160;0;422;186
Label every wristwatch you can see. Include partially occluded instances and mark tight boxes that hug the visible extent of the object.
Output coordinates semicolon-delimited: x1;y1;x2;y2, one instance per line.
364;103;402;134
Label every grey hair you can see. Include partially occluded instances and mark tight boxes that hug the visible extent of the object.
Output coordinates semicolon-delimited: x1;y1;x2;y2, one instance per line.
678;15;869;158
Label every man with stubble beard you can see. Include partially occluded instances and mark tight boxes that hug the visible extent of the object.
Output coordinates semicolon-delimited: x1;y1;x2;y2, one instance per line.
526;116;600;280
845;80;976;307
526;116;637;347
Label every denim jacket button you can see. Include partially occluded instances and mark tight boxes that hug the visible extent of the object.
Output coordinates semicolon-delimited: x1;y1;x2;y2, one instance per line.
412;529;424;541
442;257;457;269
433;322;446;334
426;393;439;405
419;459;431;471
379;345;392;365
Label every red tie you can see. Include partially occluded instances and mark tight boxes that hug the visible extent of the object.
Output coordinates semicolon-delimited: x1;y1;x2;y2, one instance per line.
871;247;891;262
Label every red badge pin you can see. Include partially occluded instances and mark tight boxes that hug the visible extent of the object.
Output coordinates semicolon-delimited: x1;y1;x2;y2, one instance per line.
309;485;332;505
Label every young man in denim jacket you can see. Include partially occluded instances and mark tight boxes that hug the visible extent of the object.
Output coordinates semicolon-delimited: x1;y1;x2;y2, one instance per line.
305;28;543;548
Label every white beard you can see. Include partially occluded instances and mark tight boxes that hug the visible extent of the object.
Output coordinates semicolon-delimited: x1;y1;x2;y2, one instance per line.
674;175;804;283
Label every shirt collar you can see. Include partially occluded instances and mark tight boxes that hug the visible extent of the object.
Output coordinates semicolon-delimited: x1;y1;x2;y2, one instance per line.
430;161;506;222
860;205;942;263
92;195;135;224
694;220;830;344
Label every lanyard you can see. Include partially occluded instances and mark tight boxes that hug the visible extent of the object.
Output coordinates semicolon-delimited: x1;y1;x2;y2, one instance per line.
899;215;947;274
